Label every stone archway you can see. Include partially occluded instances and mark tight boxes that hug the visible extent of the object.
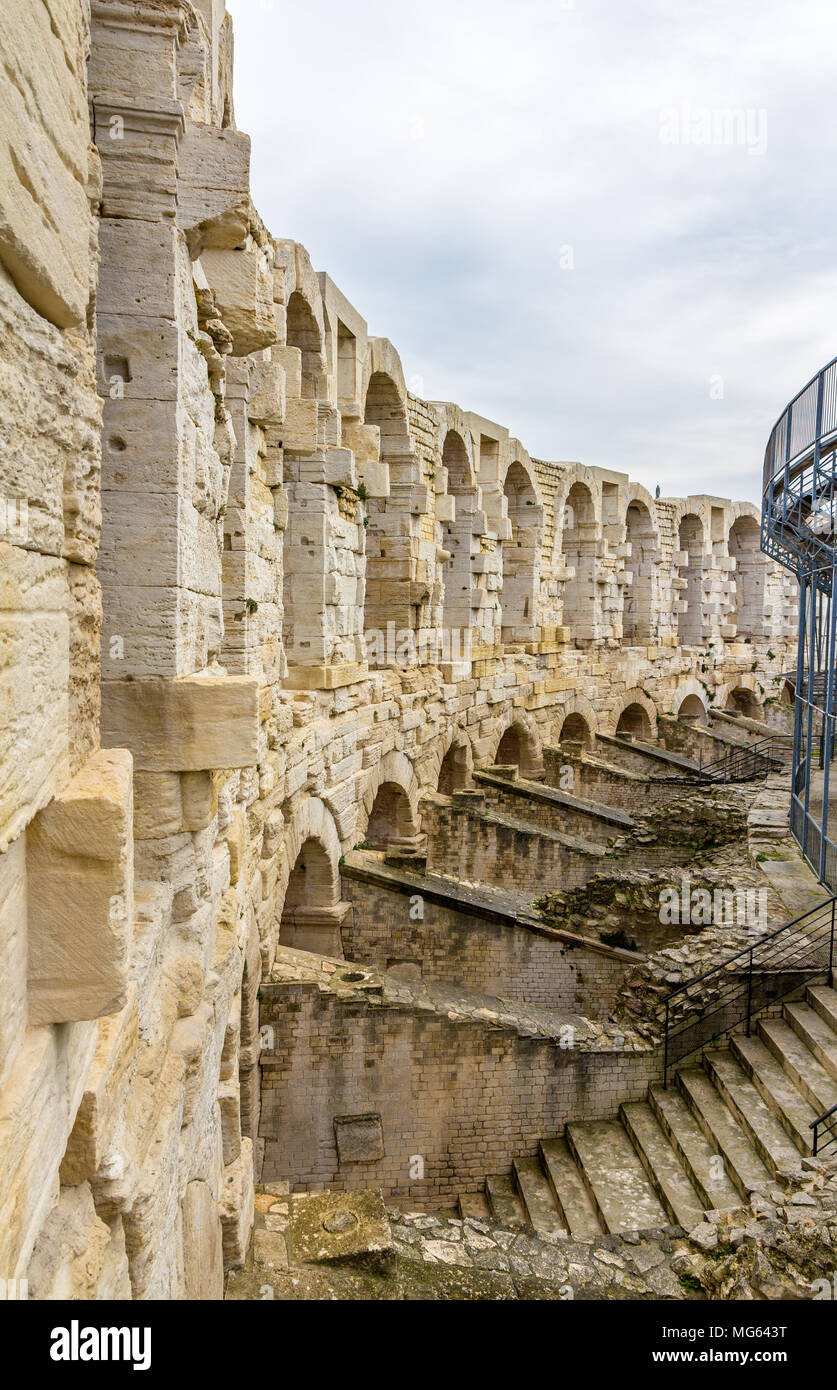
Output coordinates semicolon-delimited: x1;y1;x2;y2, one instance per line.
276;798;349;957
437;737;472;795
624;500;656;643
616;701;653;740
560;481;597;645
501;461;542;643
492;717;542;778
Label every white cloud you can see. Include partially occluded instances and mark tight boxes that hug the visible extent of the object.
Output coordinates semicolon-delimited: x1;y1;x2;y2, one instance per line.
227;0;837;502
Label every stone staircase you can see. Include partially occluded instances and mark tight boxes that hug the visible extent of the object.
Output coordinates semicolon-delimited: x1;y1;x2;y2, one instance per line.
459;984;837;1236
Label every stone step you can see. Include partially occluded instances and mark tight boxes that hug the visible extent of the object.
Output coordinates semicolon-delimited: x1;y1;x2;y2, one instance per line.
730;1033;817;1156
676;1066;770;1199
783;1001;837;1084
458;1191;491;1222
620;1101;705;1230
706;1046;803;1173
539;1137;603;1238
758;1017;837;1122
807;984;837;1033
648;1084;741;1211
513;1155;567;1236
565;1120;668;1233
484;1174;526;1229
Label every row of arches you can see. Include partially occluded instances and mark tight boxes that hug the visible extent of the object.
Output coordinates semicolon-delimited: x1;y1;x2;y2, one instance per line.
279;276;770;666
274;679;770;939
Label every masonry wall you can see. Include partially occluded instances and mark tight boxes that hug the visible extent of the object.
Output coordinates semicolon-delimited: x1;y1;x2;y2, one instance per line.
340;875;630;1012
258;981;661;1207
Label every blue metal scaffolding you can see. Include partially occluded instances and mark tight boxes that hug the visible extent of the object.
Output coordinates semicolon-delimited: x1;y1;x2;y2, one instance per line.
762;354;837;888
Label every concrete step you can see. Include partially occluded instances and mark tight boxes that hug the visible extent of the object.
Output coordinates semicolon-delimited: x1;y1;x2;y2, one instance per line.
730;1032;817;1156
513;1156;567;1236
758;1017;837;1122
707;1045;803;1173
539;1138;603;1238
807;984;837;1033
485;1174;527;1229
677;1065;770;1199
566;1120;668;1233
648;1084;741;1211
784;1001;837;1084
458;1191;491;1222
620;1101;705;1230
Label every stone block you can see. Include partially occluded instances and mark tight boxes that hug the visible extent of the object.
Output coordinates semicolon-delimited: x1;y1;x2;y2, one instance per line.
102;675;259;772
202;246;277;356
286;1188;392;1266
334;1111;385;1163
177;122;251;258
27;749;133;1027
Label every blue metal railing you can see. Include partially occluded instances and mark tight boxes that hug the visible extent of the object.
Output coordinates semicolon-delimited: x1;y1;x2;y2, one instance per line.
762;354;837;890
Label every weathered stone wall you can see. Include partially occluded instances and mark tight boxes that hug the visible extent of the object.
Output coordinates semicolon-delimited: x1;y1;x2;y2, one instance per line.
0;0;800;1298
340;872;631;1013
258;953;660;1208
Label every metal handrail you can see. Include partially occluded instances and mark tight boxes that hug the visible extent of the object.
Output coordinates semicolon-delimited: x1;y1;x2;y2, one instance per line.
811;1101;837;1157
663;895;836;1086
697;737;788;783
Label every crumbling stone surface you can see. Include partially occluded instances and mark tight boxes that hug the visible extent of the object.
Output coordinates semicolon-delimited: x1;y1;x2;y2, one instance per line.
230;1160;837;1301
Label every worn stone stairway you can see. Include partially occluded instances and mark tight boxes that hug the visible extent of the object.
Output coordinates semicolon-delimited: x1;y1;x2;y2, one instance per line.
459;984;837;1236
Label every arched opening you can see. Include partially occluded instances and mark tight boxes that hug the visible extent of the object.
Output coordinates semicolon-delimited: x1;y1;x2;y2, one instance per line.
677;514;704;647
363;373;417;647
365;782;416;850
624;502;656;643
561;483;596;644
728;516;766;638
617;703;652;741
558;712;592;749
494;722;541;777
440;430;475;641
678;693;707;725
286;291;324;399
438;740;470;795
726;687;761;720
501;462;540;643
279;837;340;949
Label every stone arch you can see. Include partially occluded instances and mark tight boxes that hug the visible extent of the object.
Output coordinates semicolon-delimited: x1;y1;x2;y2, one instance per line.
440;428;477;639
676;512;706;647
277;796;346;956
671;678;709;724
559;480;597;645
434;728;474;795
557;711;593;749
286;290;325;398
728;512;766;639
490;714;542;778
501;457;543;643
551;692;599;747
623;495;658;643
612;688;657;740
362;357;421;646
724;683;763;720
678;693;708;723
358;751;421;848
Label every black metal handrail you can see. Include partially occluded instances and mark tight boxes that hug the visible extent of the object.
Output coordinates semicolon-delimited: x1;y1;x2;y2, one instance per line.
663;896;836;1085
811;1101;837;1157
697;737;789;783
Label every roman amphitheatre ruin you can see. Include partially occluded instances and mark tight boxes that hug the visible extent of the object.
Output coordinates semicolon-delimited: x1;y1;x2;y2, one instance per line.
2;0;836;1303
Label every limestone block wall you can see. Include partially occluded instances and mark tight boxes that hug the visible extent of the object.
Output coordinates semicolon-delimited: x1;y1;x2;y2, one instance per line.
340;873;630;1012
259;971;660;1207
0;0;801;1299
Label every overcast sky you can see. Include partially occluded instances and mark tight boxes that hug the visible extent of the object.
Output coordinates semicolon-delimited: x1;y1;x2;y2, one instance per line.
227;0;836;503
